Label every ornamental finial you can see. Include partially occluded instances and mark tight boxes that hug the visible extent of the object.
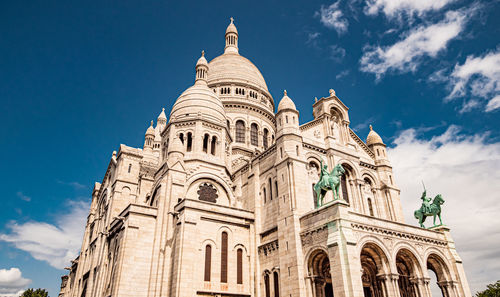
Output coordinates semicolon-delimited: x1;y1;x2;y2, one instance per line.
230;17;234;23
201;50;205;57
329;89;336;96
284;90;287;96
150;120;154;126
369;125;373;131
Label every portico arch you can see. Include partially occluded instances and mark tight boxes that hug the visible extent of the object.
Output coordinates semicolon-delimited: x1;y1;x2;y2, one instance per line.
427;253;454;297
395;248;423;297
307;249;333;297
360;242;391;297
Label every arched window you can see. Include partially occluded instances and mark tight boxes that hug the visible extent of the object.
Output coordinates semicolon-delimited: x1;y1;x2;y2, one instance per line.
264;273;270;297
368;198;374;216
263;129;269;149
268;178;273;200
187;132;193;152
251;123;258;146
179;133;184;144
204;245;211;281
341;173;349;203
221;232;228;283
237;248;243;284
236;121;245;143
273;271;280;297
203;134;209;153
263;187;267;204
275;181;278;198
211;136;217;155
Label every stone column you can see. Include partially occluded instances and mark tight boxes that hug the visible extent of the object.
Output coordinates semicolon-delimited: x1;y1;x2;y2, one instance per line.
388;274;400;297
376;274;390;297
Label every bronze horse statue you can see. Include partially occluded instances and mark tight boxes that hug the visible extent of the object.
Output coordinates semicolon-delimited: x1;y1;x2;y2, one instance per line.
313;161;345;208
414;194;445;228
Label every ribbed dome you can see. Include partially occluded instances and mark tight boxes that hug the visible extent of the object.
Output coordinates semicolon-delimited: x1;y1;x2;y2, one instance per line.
366;125;384;145
170;84;226;124
278;90;296;112
208;53;269;92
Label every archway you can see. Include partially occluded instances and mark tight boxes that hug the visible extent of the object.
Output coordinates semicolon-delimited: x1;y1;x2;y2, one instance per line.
360;242;389;297
427;253;452;297
396;249;422;297
308;249;333;297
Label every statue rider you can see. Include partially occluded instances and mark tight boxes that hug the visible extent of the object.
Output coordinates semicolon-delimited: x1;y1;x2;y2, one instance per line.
420;190;432;213
319;160;330;184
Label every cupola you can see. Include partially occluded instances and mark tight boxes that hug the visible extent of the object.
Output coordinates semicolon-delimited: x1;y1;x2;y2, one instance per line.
224;17;239;54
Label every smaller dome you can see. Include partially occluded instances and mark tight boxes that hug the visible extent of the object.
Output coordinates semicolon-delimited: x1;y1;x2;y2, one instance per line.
196;50;208;67
277;90;297;112
366;125;384;145
168;136;184;155
145;121;155;136
226;17;238;35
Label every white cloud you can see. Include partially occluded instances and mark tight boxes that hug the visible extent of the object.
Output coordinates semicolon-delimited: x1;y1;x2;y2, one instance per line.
336;69;350;80
388;125;500;294
360;10;468;79
316;1;349;35
15;192;30;202
365;0;455;19
0;268;31;297
485;95;500;112
329;45;346;62
446;49;500;112
0;200;89;269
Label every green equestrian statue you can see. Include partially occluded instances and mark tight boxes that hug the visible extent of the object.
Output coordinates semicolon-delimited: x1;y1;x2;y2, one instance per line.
313;160;345;208
414;190;445;228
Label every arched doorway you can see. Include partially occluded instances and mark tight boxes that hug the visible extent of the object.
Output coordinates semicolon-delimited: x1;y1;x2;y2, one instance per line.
427;253;453;297
396;249;422;297
360;243;389;297
308;250;333;297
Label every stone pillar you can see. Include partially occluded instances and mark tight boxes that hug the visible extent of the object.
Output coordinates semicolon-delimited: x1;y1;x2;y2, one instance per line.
388;274;400;297
376;274;390;297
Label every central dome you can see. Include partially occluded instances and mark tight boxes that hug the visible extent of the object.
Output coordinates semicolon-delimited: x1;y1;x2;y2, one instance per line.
207;53;269;92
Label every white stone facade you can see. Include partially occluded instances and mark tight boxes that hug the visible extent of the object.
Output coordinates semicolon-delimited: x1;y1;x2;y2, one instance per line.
58;19;472;297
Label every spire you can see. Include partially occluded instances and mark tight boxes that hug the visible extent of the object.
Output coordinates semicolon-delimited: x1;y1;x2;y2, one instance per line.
157;108;167;125
195;50;209;84
224;17;239;54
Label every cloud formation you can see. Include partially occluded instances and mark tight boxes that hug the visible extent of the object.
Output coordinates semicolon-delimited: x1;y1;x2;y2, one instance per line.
446;49;500;112
0;200;89;269
0;268;31;297
360;10;467;79
316;1;349;35
365;0;456;19
388;125;500;294
15;192;30;202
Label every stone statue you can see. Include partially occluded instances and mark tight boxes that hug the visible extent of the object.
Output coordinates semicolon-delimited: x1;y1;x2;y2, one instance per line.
331;116;339;139
313;160;345;208
414;190;445;228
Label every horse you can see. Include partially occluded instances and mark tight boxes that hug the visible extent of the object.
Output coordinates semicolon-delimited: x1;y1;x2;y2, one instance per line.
414;194;445;228
313;164;345;208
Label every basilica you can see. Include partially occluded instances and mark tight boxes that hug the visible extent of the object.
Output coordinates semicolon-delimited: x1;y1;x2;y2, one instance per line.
58;19;472;297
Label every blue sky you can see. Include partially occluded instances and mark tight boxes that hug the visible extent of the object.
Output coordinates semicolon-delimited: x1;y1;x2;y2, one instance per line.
1;0;499;296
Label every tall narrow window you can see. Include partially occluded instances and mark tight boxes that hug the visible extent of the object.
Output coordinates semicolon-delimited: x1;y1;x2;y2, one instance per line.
268;178;273;200
187;133;193;152
368;198;374;216
179;133;184;144
203;134;209;153
341;174;349;203
251;123;258;146
264;274;270;297
221;232;228;283
263;188;267;204
128;164;131;173
211;136;217;155
263;129;269;149
273;271;280;297
204;245;212;281
236;121;245;143
275;181;278;198
312;184;317;208
237;249;243;284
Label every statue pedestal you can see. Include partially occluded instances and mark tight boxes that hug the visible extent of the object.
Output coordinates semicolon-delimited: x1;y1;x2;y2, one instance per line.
429;225;449;232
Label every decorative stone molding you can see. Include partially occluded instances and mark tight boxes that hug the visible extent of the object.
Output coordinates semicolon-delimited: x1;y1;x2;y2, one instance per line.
351;223;447;246
258;240;279;256
300;224;328;247
349;129;375;159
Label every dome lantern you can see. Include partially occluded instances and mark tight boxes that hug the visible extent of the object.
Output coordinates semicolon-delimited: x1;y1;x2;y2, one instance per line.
366;125;384;146
195;50;209;84
224;17;239;54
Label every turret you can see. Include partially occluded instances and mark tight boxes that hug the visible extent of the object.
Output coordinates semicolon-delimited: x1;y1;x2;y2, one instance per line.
144;120;155;151
276;90;300;138
195;50;209;85
224;17;238;54
366;125;389;163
